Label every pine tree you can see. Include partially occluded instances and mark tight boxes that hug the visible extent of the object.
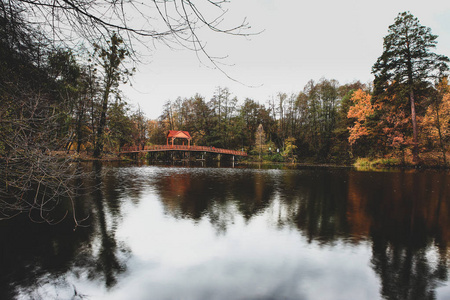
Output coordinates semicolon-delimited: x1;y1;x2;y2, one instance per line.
372;11;449;163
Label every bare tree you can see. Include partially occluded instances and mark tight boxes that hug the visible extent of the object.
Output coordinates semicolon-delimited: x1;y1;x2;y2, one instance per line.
0;88;84;225
9;0;253;69
1;0;254;222
0;4;85;225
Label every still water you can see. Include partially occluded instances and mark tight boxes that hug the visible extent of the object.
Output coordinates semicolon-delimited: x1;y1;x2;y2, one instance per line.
1;163;450;300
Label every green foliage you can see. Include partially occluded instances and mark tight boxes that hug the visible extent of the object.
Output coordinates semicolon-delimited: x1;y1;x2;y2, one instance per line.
268;153;284;162
107;99;134;149
373;12;449;92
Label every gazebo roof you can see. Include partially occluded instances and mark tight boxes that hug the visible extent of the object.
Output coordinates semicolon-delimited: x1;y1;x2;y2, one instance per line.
167;130;191;139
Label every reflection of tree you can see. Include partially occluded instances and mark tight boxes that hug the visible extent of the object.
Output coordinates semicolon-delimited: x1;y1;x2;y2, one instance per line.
346;172;372;240
287;170;350;243
154;169;276;233
0;162;130;298
154;167;450;299
371;236;448;300
154;168;355;243
89;162;128;288
235;171;275;221
347;170;450;300
2;165;449;299
0;206;93;299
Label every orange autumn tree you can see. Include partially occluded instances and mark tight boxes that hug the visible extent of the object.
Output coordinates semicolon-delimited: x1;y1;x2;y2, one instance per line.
422;77;450;164
378;95;411;155
372;80;417;161
347;89;377;146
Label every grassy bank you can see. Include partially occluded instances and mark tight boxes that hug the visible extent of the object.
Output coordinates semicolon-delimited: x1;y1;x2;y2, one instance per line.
354;152;450;170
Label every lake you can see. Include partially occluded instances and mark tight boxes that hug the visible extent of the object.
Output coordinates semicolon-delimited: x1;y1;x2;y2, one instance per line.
1;163;450;300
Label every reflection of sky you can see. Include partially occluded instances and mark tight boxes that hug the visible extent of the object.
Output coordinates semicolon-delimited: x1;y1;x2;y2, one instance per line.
97;190;381;300
15;166;450;300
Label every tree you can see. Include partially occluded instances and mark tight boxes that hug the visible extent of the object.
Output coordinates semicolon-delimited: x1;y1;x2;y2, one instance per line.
282;137;297;162
0;0;253;222
189;95;213;145
331;81;369;162
240;99;264;150
422;77;450;165
255;124;266;161
107;98;133;151
372;11;449;163
131;106;148;149
0;7;82;223
295;78;341;161
377;89;412;161
48;49;98;153
93;33;130;157
347;89;377;146
7;0;252;70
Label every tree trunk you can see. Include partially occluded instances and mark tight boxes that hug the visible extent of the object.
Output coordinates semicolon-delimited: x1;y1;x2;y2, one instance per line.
76;103;85;153
434;103;447;166
93;86;111;158
409;90;419;164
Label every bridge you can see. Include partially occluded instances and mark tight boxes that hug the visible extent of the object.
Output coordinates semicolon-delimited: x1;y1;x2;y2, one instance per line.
119;145;247;157
119;130;247;160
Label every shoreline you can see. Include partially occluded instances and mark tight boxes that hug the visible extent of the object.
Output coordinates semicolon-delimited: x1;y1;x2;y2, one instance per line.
53;151;450;171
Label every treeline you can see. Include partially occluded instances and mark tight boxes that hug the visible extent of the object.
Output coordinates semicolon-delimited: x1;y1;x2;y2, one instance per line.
150;73;449;165
1;5;450;222
148;81;369;163
1;7;450;168
145;12;450;166
0;0;252;221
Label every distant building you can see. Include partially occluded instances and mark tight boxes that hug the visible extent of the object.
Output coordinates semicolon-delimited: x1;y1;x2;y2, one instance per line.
166;130;192;147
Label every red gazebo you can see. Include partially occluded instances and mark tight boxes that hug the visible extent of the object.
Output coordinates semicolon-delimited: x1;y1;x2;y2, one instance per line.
166;130;192;147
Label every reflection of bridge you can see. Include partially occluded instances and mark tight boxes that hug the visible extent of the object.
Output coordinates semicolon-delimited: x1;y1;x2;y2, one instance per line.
119;145;247;157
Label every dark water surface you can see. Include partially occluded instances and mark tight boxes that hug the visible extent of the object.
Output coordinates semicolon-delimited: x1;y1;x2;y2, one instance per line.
1;163;450;300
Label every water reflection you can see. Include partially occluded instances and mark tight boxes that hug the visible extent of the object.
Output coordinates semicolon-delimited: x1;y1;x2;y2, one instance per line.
134;166;450;299
90;162;129;288
0;164;449;299
0;162;130;299
154;168;276;228
350;171;450;300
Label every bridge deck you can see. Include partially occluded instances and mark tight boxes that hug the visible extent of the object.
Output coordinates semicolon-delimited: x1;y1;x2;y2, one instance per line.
120;145;247;157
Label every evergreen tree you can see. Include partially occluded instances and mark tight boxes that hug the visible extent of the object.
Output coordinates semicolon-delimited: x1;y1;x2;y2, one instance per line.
372;11;449;163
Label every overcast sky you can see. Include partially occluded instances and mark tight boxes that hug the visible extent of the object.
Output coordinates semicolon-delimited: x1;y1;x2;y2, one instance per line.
120;0;450;119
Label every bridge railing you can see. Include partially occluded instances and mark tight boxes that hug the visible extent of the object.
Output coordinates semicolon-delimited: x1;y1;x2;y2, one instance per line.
120;145;247;156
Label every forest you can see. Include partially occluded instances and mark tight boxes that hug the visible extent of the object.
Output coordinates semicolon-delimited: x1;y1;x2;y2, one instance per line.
149;12;450;166
2;4;450;173
1;3;449;169
1;1;449;220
